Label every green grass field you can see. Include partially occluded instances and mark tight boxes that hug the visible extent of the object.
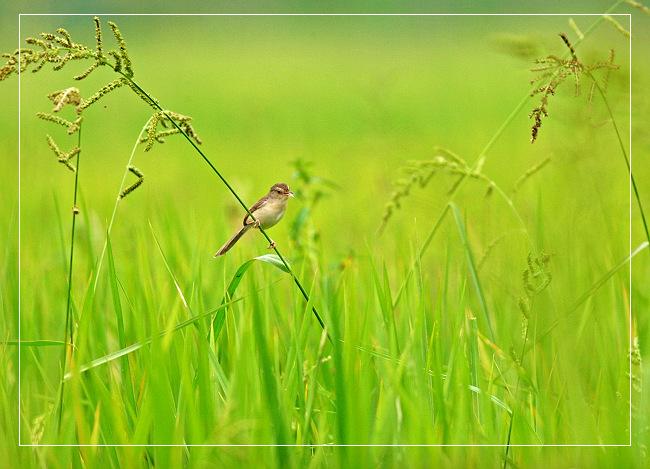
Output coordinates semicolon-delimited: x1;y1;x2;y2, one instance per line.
2;9;650;468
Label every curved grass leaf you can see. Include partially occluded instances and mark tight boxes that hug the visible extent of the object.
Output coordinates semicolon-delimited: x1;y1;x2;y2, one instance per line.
210;254;290;340
3;340;69;347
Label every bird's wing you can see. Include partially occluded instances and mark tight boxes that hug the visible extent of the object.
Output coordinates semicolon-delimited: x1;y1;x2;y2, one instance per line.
242;195;268;225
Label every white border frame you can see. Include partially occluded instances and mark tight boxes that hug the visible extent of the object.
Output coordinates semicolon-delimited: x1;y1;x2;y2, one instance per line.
17;12;634;448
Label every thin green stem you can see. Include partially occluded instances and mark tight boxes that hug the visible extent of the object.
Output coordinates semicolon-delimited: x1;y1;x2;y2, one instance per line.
587;72;649;245
489;183;532;242
56;124;82;435
503;298;535;467
503;414;514;469
113;71;328;335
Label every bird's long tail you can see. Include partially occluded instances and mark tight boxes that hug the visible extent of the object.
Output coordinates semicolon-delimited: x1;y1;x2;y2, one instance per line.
214;224;251;257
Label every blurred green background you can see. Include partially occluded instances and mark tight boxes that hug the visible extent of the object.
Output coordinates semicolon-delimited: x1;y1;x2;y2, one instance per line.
2;2;650;468
9;13;639;255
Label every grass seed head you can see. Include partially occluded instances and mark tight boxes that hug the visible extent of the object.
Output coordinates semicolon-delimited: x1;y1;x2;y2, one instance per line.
37;112;82;134
48;87;81;112
379;147;494;232
141;110;202;151
120;165;145;199
74;61;100;81
529;33;619;143
55;28;73;47
45;135;79;172
93;16;104;57
626;0;650;14
602;15;631;38
107;21;133;77
76;78;126;113
522;251;551;297
1;17;133;83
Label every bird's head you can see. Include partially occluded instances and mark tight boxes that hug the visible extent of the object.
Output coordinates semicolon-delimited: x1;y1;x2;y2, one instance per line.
269;182;294;199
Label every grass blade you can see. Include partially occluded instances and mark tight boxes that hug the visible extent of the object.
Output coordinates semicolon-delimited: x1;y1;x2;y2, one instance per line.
63;298;242;381
250;290;290;457
3;340;69;347
106;235;127;347
538;241;648;341
105;234;137;419
210;253;290;341
450;203;496;341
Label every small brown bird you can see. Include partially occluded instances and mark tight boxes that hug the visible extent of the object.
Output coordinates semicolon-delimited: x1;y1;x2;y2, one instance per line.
214;182;294;257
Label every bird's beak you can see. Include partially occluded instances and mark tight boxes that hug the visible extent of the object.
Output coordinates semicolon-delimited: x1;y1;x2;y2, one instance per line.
288;191;295;198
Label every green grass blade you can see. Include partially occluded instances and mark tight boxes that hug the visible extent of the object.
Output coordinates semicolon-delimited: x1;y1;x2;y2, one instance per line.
370;260;400;356
3;340;69;347
465;310;482;424
538;241;648;341
450;203;496;341
210;253;290;341
250;288;290;460
106;235;127;347
105;233;137;420
149;220;191;312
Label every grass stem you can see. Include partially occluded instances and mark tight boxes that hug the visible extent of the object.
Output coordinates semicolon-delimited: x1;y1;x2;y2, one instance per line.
56;124;82;435
587;72;649;246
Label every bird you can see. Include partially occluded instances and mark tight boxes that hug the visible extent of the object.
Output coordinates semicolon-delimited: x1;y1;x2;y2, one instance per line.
214;182;294;257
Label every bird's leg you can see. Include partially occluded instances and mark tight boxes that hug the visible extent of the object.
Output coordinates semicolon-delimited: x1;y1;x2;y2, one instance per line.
251;219;274;248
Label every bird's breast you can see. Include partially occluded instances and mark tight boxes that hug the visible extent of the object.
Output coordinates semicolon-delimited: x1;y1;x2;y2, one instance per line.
254;198;287;229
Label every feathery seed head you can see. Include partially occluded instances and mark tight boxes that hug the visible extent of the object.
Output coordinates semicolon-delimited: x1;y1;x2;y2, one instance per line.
141;110;202;151
120;165;145;199
45;135;79;172
107;21;133;77
529;33;618;143
76;78;126;113
379;147;495;233
48;87;81;112
37;112;83;134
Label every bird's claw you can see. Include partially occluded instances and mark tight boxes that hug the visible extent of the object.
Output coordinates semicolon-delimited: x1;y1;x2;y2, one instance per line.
253;219;261;228
267;240;276;250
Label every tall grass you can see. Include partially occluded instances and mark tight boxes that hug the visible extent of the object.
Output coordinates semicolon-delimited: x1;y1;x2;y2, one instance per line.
1;7;648;469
